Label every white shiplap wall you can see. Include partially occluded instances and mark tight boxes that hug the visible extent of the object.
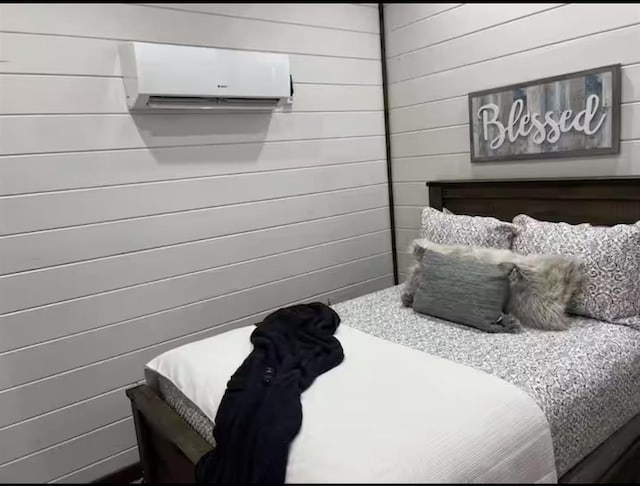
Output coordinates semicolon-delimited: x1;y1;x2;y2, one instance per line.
0;4;391;482
384;3;640;280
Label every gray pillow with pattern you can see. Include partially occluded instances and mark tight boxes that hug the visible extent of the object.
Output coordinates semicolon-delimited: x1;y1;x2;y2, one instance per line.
512;214;640;323
412;249;521;333
420;207;517;249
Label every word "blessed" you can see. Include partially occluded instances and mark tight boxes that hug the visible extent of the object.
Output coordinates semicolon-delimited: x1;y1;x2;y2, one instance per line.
477;94;606;149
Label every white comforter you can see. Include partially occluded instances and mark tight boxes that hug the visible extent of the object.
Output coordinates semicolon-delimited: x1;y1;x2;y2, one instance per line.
146;324;557;483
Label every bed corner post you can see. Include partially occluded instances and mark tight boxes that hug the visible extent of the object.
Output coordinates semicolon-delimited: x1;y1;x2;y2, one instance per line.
127;385;159;483
427;182;444;211
125;384;214;483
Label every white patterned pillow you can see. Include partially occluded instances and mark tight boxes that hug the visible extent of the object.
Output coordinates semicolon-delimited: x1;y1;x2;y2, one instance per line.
512;214;640;323
420;207;517;249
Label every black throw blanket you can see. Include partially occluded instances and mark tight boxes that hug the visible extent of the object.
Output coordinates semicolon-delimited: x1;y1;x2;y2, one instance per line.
195;302;344;484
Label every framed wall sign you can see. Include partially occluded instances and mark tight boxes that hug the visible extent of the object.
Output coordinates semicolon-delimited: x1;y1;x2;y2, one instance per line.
468;64;621;162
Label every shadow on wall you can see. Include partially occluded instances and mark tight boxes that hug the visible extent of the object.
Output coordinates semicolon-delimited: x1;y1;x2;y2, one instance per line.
422;148;637;182
468;151;635;179
131;112;273;150
146;139;268;167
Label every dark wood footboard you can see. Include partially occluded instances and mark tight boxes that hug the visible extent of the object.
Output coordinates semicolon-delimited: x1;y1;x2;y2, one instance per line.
126;384;640;484
126;385;210;483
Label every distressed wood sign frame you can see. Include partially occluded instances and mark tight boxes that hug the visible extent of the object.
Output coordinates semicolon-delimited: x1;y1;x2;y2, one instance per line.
468;64;621;162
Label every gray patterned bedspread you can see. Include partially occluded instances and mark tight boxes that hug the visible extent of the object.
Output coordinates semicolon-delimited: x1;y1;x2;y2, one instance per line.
332;285;640;475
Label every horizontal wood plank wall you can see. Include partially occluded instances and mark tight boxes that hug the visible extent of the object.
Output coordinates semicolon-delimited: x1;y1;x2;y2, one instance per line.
0;4;391;482
384;3;640;275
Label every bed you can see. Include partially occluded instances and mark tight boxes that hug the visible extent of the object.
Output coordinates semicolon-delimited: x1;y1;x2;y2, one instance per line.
126;177;640;483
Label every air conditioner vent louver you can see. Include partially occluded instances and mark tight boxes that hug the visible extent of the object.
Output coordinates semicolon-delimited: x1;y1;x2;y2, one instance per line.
119;42;292;111
146;96;281;110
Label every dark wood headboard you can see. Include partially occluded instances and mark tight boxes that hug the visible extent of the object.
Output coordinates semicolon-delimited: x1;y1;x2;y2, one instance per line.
427;177;640;226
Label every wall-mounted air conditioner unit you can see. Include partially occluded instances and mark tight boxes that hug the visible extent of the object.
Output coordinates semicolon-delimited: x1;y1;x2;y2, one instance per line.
119;42;293;111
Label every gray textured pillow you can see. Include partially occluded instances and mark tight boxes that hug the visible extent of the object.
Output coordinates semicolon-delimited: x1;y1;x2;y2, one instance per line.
402;240;584;331
512;214;640;323
419;207;517;248
412;249;521;334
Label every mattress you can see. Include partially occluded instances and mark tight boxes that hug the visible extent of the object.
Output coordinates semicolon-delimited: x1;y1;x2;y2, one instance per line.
146;285;640;477
147;322;556;483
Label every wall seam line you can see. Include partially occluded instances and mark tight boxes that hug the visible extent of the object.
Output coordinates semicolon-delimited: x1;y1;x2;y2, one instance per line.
0;29;380;61
0;264;393;399
136;3;380;35
388;4;464;32
386;4;567;59
0;183;388;238
0;206;389;278
387;21;640;89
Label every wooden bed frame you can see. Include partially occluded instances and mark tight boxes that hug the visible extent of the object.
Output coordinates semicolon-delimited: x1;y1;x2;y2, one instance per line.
125;177;640;484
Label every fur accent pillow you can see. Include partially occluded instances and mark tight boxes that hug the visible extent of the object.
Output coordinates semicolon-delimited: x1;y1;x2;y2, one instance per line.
402;240;584;331
513;214;640;323
419;207;517;248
